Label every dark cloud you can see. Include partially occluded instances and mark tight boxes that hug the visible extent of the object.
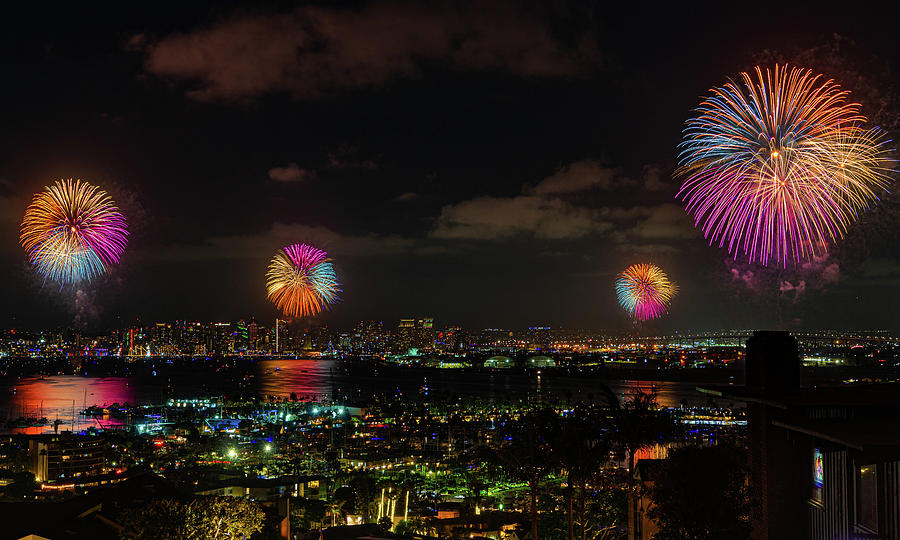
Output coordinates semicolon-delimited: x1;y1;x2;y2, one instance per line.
432;161;693;243
859;258;900;281
432;194;608;240
0;193;21;225
145;222;415;261
527;160;631;195
136;2;600;102
0;184;24;254
612;203;698;244
325;149;379;171
639;164;672;192
394;192;418;202
268;163;315;183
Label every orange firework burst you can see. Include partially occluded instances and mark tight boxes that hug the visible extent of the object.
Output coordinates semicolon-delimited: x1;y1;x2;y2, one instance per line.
266;244;341;318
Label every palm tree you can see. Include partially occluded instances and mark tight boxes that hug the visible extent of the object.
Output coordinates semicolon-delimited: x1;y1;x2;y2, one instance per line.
480;407;558;540
611;387;676;475
550;404;612;540
396;471;421;523
327;499;344;527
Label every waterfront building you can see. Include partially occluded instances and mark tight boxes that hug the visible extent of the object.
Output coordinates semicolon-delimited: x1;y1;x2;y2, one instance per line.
28;434;105;485
526;355;556;368
483;355;513;368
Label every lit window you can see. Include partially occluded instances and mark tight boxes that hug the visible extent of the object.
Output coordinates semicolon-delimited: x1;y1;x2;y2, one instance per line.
812;448;824;503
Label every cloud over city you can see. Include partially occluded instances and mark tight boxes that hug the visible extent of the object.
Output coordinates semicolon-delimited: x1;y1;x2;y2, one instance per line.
135;2;600;102
268;163;315;183
432;160;694;247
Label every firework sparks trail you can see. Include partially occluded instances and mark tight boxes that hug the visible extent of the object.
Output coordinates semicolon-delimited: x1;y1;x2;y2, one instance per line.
20;179;128;284
676;64;894;266
266;243;341;318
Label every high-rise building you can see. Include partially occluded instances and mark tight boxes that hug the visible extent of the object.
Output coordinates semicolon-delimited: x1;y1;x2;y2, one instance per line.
350;320;386;354
179;321;207;356
151;323;177;356
436;326;467;353
211;323;231;356
396;317;435;353
248;318;259;350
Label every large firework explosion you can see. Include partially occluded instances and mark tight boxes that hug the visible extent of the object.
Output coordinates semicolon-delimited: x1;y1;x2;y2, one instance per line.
616;263;677;322
266;243;341;318
20;179;128;284
676;64;894;267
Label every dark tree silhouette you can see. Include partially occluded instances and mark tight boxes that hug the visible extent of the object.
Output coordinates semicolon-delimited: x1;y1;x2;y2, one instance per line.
481;407;558;540
549;404;611;540
647;445;750;540
611;388;677;475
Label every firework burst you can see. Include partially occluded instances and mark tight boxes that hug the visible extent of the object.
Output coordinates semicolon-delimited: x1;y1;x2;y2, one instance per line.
266;243;341;318
20;179;128;284
616;263;677;322
676;64;894;266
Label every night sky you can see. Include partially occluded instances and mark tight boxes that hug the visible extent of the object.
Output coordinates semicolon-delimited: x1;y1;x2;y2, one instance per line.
2;2;899;332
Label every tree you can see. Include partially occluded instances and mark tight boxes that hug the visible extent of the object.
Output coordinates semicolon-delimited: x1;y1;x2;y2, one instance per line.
646;445;750;540
611;388;676;475
393;519;419;536
291;498;327;532
378;515;393;533
119;496;265;540
0;470;36;500
481;407;558;540
187;497;267;539
350;474;376;523
119;498;188;539
582;488;626;540
549;405;611;540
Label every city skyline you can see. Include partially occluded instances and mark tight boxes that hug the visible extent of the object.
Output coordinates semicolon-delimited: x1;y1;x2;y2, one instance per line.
3;5;900;539
1;3;900;332
2;314;896;358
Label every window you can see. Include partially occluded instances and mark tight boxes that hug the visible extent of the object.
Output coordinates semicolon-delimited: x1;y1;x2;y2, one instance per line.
856;464;878;532
633;497;642;539
812;448;824;503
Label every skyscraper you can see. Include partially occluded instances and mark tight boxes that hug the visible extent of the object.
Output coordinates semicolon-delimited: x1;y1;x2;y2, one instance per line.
396;317;435;353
